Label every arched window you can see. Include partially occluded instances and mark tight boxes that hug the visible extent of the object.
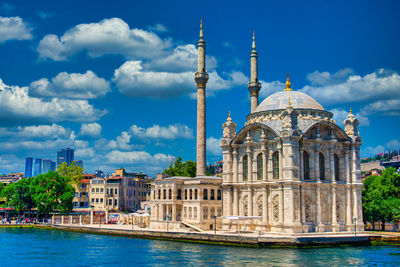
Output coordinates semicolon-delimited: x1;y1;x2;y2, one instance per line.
303;151;310;180
210;189;215;200
243;155;248;181
334;154;340;181
273;152;279;179
177;189;182;200
203;189;208;200
163;189;166;199
257;153;263;180
319;152;325;180
195;189;198;200
184;189;187;200
168;189;172;199
190;189;193;200
217;189;222;200
158;189;161;200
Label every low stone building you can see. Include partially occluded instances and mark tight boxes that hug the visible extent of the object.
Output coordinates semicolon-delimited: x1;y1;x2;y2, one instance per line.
148;176;222;231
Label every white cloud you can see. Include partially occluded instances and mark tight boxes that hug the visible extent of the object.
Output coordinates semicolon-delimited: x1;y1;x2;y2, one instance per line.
300;68;400;106
114;61;247;99
0;124;70;139
37;17;171;61
386;139;400;150
130;124;193;140
0;79;106;125
80;123;102;137
359;99;400;117
0;137;88;152
147;23;169;33
362;145;385;157
95;131;133;151
259;80;284;98
0;154;24;173
106;150;174;165
37;11;55;20
306;68;354;86
0;16;32;43
30;70;110;99
329;108;370;127
75;148;95;158
207;137;222;156
146;44;217;72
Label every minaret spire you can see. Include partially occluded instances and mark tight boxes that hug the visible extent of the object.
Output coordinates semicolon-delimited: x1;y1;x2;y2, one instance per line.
194;19;209;176
248;31;261;113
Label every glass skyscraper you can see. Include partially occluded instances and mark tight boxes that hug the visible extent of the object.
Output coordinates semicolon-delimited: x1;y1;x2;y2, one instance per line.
34;159;42;176
42;159;56;173
25;157;33;178
57;148;74;166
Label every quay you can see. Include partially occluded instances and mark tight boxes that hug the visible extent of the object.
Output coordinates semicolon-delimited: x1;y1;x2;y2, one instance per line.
2;223;395;247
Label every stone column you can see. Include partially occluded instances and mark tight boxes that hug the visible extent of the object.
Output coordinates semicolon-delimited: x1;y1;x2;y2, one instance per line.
299;148;304;181
233;150;238;183
248;187;253;216
262;150;267;181
300;186;305;224
247;148;253;182
316;185;322;231
267;149;273;181
278;143;283;180
172;205;176;221
195;20;209;177
233;187;239;216
346;186;352;228
344;149;350;183
331;185;337;231
79;215;82;225
90;211;93;224
226;188;232;216
330;146;335;182
263;188;268;223
353;188;358;222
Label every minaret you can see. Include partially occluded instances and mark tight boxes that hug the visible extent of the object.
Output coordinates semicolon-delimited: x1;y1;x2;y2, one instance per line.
194;19;209;176
248;31;261;113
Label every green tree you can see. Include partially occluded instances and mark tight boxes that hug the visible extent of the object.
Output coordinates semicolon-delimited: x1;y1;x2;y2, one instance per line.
163;157;197;177
0;178;34;214
56;161;85;186
363;167;400;230
30;172;75;215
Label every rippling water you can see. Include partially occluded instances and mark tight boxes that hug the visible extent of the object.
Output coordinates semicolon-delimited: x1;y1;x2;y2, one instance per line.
1;228;400;266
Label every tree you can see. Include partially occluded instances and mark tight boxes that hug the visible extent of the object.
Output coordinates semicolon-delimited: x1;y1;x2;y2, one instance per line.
163;157;197;177
56;161;85;186
30;172;75;214
0;178;34;214
363;167;400;230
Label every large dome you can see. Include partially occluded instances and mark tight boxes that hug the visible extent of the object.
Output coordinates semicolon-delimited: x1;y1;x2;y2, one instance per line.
254;90;324;112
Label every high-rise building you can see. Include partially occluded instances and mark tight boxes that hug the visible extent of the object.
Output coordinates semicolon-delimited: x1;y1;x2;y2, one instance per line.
34;159;42;176
57;148;74;166
42;159;56;173
25;157;33;178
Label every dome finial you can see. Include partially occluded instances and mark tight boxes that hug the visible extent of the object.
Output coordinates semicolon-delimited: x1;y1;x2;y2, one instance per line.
284;73;292;91
252;31;256;50
350;107;352;114
227;111;232;122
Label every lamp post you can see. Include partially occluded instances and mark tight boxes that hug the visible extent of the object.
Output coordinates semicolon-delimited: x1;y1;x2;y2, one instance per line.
353;216;357;236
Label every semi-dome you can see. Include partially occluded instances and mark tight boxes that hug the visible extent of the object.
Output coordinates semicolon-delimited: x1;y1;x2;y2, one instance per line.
254;90;325;112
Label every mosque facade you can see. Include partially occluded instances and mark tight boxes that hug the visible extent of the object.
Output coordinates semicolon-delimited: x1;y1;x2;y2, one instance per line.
220;34;364;233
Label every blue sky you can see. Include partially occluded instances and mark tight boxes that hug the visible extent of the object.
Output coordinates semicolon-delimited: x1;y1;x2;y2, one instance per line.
0;0;399;176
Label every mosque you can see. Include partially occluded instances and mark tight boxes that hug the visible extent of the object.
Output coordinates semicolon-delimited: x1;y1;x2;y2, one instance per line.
148;22;364;233
220;33;364;233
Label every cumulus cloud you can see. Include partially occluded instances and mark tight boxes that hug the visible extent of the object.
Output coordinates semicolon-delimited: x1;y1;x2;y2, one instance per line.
386;139;400;150
362;139;400;157
0;154;24;173
80;123;102;137
146;44;217;72
95;131;133;151
130;124;193;140
0;79;106;125
114;61;247;99
329;108;370;127
300;68;400;106
106;150;174;165
0;136;88;152
0;124;70;139
37;17;171;61
30;70;110;99
207;137;222;156
75;148;96;158
147;23;169;33
0;16;32;43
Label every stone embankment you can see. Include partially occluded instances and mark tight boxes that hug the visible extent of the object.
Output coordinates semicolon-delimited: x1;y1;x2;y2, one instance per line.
2;224;399;247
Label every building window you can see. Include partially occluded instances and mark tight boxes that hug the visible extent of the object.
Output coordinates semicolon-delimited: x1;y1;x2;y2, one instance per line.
109;199;112;205
91;198;94;203
158;189;161;200
303;151;310;180
195;189;198;200
190;189;193;200
92;188;94;193
163;189;166;200
100;198;103;203
257;153;263;180
177;189;182;200
169;189;172;199
100;188;103;193
96;198;99;203
114;199;117;206
210;189;215;200
203;207;208;219
106;188;109;195
185;189;188;200
334;154;340;181
273;152;279;179
203;189;208;200
217;189;222;200
96;188;99;193
115;188;118;194
319;152;325;180
243;155;248;181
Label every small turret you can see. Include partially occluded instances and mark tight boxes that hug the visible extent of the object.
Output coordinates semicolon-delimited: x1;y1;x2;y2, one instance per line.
344;107;360;139
248;31;262;113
